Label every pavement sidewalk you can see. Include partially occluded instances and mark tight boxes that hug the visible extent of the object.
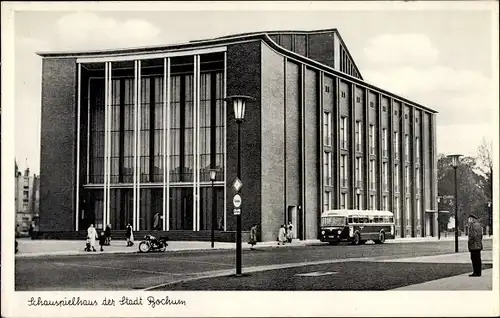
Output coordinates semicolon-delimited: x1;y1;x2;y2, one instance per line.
386;251;494;291
15;235;493;258
14;238;323;257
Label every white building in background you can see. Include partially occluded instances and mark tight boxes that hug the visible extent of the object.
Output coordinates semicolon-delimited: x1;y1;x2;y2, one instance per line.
15;162;40;235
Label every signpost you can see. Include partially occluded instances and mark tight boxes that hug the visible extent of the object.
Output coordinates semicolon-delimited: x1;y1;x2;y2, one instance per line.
233;194;242;208
232;178;243;275
232;178;243;192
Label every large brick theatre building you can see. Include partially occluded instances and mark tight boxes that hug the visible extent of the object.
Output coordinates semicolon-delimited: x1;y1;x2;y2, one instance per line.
38;29;438;241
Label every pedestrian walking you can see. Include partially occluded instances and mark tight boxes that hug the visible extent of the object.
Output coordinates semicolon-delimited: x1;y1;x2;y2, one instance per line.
86;224;98;252
126;223;134;247
287;222;294;243
278;224;287;245
219;217;224;231
98;231;106;252
28;223;34;240
104;224;112;245
248;224;258;250
467;213;483;277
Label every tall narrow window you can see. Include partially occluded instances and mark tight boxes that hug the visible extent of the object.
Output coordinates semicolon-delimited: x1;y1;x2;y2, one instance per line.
324;152;332;185
340;192;347;209
356;193;361;210
395;197;400;225
369;124;375;155
383;195;388;210
324;191;331;211
382;162;388;191
356;121;362;152
416;198;420;222
355;157;362;187
416;167;420;190
323;112;331;146
382;128;388;157
394;163;399;192
394;131;399;157
340;117;347;149
406;197;410;222
370;159;375;190
340;155;347;187
416;137;420;160
406;166;410;193
370;194;375;210
405;134;410;161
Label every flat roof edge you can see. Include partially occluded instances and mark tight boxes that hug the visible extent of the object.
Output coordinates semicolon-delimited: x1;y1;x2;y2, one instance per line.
36;32;437;114
261;36;438;114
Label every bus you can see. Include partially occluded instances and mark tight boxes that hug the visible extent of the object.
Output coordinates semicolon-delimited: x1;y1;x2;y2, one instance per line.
320;209;395;245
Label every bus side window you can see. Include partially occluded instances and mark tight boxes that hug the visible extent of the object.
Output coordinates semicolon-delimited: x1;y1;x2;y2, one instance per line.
353;217;358;223
383;217;389;223
348;217;353;224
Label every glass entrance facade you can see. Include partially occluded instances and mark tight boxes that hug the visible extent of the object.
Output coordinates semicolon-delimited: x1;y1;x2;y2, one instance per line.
78;51;226;231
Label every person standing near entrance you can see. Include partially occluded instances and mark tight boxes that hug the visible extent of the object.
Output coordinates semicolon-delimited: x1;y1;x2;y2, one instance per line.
287;222;294;243
126;223;134;247
86;224;98;252
467;213;483;277
104;224;112;245
153;213;161;230
278;224;287;245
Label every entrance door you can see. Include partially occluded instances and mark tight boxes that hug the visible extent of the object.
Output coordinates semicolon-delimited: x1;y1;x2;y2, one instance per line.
88;191;103;230
287;206;298;239
426;213;432;237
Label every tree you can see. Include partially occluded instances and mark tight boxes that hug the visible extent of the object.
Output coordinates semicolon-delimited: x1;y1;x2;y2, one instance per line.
477;138;492;200
477;138;493;234
437;154;488;232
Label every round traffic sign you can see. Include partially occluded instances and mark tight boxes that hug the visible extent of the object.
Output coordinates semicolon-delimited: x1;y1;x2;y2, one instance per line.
233;194;242;208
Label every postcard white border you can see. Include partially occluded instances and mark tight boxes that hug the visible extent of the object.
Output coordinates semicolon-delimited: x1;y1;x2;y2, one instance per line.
2;1;499;317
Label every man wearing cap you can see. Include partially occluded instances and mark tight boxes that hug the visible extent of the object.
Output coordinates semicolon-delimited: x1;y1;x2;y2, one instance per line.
467;213;483;277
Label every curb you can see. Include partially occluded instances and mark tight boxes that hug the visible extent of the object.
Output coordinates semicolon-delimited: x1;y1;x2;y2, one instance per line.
15;241;326;258
14;237;492;258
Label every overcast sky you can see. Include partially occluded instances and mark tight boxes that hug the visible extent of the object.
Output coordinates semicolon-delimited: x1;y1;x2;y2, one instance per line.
8;2;498;174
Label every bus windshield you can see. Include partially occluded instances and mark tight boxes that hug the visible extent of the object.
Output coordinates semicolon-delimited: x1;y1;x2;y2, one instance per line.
321;216;345;227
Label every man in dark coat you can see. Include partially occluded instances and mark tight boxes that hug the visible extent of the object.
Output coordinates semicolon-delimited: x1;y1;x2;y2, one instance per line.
104;224;111;245
467;213;483;277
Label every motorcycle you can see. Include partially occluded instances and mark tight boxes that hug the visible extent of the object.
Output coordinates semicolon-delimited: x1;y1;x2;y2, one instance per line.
138;234;168;253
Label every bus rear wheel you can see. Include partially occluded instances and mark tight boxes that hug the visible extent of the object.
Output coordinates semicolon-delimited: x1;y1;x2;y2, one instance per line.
375;232;386;244
352;233;361;245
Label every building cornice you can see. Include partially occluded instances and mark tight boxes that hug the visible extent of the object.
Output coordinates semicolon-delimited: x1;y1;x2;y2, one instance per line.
37;31;437;114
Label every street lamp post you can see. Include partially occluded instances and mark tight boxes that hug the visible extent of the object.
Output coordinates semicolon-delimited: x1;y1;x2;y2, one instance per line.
209;169;218;248
437;196;441;240
448;154;462;253
225;95;254;276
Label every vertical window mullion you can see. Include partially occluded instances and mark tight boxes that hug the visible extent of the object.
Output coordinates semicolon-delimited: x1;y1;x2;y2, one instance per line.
180;75;186;182
149;77;155;182
119;79;125;183
210;72;217;170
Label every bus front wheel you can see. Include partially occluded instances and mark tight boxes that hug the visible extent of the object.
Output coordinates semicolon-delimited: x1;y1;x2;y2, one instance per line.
375;232;386;244
352;233;361;245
